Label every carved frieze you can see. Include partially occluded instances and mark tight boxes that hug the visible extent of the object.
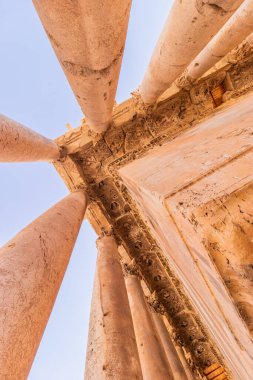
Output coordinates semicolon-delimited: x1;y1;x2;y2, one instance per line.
54;50;253;378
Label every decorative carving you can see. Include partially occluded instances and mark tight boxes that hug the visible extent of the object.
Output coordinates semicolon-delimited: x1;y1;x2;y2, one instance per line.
190;71;227;114
53;51;253;377
122;119;152;153
104;125;126;157
122;259;140;278
175;70;194;89
92;177;128;219
146;291;166;315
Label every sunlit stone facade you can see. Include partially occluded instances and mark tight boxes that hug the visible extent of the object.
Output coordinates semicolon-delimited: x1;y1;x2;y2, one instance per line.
1;1;253;379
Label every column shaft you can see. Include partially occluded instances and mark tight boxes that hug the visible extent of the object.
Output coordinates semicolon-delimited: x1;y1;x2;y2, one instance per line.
186;0;253;81
85;235;143;379
0;191;87;380
85;269;107;380
0;114;60;162
152;312;191;380
125;275;174;380
139;0;243;103
33;0;132;133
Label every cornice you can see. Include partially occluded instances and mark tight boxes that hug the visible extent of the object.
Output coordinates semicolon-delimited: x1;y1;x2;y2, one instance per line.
53;47;253;378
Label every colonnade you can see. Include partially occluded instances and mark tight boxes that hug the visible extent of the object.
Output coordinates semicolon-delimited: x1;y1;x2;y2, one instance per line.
0;114;190;378
2;0;253;377
0;114;86;378
182;0;253;83
139;0;245;104
0;114;60;162
30;0;253;132
32;0;132;133
85;235;190;380
0;203;190;379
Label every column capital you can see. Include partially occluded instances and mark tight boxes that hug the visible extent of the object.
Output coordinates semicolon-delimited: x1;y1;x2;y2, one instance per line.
122;258;141;278
96;229;115;242
146;291;166;315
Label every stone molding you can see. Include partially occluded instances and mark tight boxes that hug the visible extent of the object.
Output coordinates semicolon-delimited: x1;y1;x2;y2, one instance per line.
146;292;166;315
122;259;140;278
54;49;253;378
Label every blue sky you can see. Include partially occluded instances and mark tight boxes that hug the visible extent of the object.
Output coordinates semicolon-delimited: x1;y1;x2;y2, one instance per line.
0;1;171;379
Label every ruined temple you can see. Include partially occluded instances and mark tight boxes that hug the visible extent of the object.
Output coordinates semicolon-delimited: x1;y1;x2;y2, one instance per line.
0;1;253;379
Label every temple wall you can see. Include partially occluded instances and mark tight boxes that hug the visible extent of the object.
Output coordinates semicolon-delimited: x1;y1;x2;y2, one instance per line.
119;93;253;380
195;183;253;334
54;47;253;379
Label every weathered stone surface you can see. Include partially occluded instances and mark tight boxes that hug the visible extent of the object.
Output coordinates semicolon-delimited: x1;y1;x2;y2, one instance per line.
119;93;253;379
150;311;190;380
54;52;253;378
85;235;142;379
198;183;253;334
139;0;244;103
0;191;87;380
33;0;132;132
0;114;60;162
184;0;253;82
125;274;174;380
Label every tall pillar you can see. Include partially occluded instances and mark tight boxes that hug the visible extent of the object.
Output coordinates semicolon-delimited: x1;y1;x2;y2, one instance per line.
85;268;107;380
139;0;243;104
33;0;132;133
85;235;143;379
0;191;87;380
0;114;60;162
124;267;174;380
148;300;192;380
185;0;253;82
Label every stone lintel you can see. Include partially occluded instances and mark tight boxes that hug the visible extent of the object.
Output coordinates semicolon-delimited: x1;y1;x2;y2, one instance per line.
53;48;253;378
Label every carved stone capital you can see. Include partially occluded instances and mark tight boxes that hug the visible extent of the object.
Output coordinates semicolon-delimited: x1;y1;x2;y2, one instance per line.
122;259;141;278
96;230;116;249
131;89;154;115
53;52;253;377
228;33;253;63
146;291;166;315
175;71;195;90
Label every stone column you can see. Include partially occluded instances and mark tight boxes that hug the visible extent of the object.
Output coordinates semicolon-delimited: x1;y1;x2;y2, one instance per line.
33;0;132;133
124;267;174;380
85;268;106;380
0;114;60;162
185;0;253;81
85;235;143;379
139;0;244;104
148;300;191;380
0;190;87;380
